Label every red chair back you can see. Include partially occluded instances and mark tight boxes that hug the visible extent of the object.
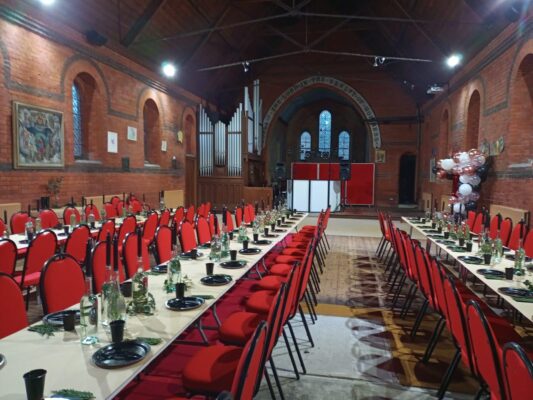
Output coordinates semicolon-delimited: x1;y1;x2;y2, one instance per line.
154;226;172;264
0;273;28;338
178;220;198;253
224;209;235;232
11;212;32;234
91;240;123;293
508;222;528;250
97;219;116;242
235;207;243;228
208;213;218;236
39;209;60;229
196;216;212;245
19;230;57;289
466;210;476;230
122;232;150;279
524;228;533;258
84;204;101;221
0;218;5;236
500;218;513;247
472;212;484;234
197;203;206;218
502;342;533;400
63;207;81;225
173;206;185;225
243;205;252;224
116;201;125;216
130;199;143;214
104;202;117;218
466;300;506;400
40;253;85;314
159;209;171;227
185;205;195;223
0;239;17;276
64;225;90;265
205;202;212;216
117;216;137;248
142;212;158;245
110;196;121;207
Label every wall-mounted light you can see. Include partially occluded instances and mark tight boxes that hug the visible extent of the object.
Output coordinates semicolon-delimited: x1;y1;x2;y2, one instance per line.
446;54;462;68
161;62;177;78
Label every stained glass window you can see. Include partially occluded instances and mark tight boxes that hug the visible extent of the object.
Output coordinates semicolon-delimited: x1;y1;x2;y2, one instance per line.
338;131;350;160
318;110;331;156
72;83;82;158
300;131;311;160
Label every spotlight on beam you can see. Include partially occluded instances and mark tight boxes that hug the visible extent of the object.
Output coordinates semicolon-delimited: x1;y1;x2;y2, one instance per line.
446;53;462;68
161;62;177;78
242;61;250;73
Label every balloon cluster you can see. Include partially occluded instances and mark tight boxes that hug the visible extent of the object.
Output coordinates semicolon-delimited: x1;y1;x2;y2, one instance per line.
432;149;489;214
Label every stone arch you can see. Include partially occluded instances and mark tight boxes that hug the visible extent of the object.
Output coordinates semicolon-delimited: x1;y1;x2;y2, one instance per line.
263;76;381;149
142;98;162;165
182;106;196;155
465;90;481;150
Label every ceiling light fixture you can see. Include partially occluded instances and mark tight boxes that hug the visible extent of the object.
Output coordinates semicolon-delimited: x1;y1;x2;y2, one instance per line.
427;84;444;94
446;53;462;68
242;61;250;72
161;62;177;78
39;0;55;5
373;56;386;67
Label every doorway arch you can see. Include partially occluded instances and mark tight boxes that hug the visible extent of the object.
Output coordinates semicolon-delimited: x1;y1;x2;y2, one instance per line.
399;153;416;205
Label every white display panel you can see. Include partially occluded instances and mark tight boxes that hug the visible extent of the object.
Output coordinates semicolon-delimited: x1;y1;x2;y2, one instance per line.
329;181;341;211
310;180;329;212
292;180;310;211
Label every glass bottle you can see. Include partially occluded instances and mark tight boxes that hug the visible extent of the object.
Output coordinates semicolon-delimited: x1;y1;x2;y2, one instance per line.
493;230;503;264
210;234;222;261
130;257;149;313
80;210;86;225
34;217;42;233
88;210;95;227
25;220;34;241
80;244;99;345
167;249;182;291
159;197;165;211
70;213;77;229
220;224;230;258
514;238;526;278
100;207;106;223
101;236;126;327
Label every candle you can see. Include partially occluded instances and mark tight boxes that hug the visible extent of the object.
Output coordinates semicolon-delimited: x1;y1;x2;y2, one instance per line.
172;222;177;246
113;234;119;272
27;204;31;215
3;210;7;224
137;227;142;258
497;213;502;230
520;220;524;239
105;233;111;266
122;192;125;203
102;194;105;203
90;199;93;207
36;199;40;211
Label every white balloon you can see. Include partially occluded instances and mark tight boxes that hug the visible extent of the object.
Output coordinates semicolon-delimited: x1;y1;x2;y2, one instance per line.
469;175;481;186
458;183;473;196
453;203;466;214
459;174;470;184
441;158;456;171
458;152;470;164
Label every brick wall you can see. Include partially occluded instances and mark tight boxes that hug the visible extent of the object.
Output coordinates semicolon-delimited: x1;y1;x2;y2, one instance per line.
0;14;198;211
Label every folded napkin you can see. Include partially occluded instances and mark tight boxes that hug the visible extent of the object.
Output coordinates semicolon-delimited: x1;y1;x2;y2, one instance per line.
28;324;58;337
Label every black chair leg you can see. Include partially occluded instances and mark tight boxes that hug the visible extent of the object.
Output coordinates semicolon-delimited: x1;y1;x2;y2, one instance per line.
299;305;314;347
264;369;277;400
399;284;417;318
288;321;307;374
282;328;300;380
422;316;446;362
437;348;461;400
410;299;429;338
269;358;286;400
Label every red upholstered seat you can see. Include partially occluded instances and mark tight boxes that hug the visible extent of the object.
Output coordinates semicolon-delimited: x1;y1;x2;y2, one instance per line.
14;271;40;287
281;248;306;256
218;312;263;346
274;254;301;264
245;290;275;314
255;275;285;291
269;263;292;276
285;241;308;249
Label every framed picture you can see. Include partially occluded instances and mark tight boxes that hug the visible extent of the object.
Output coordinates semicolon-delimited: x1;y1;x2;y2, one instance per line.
107;131;118;153
375;149;386;163
127;126;137;141
161;140;167;152
13;101;64;169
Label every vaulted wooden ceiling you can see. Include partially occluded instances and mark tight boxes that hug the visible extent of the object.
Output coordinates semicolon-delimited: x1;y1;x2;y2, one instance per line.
10;0;528;106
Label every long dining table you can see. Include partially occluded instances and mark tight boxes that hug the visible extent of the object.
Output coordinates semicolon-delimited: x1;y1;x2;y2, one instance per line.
0;213;307;399
401;216;533;323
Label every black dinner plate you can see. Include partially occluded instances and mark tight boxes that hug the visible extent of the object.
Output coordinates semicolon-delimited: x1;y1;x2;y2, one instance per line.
165;296;205;311
239;248;261;255
505;254;533;262
428;234;445;239
273;229;286;233
220;260;247;269
262;233;279;238
458;255;484;265
18;239;29;244
477;268;505;277
503;246;511;253
198;243;211;249
151;264;167;274
253;239;272;245
201;274;232;286
447;245;467;252
422;229;440;234
43;309;81;327
436;239;456;245
498;287;533;298
92;340;150;369
180;250;204;260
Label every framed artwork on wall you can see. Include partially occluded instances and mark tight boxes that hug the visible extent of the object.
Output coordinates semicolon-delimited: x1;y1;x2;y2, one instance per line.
375;149;386;163
107;131;118;153
12;101;64;169
127;126;137;141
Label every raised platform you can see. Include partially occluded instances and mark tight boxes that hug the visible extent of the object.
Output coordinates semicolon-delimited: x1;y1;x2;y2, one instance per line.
331;205;422;219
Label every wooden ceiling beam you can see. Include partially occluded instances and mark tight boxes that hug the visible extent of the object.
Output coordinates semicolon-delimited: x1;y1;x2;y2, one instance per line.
120;0;166;47
307;18;351;49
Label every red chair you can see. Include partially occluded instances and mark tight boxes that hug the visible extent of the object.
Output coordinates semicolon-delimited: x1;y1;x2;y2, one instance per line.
196;216;212;245
224;209;235;232
39;209;60;229
39;253;85;314
10;212;33;234
104;202;117;218
84;204;101;221
243;204;252;224
0;273;28;339
185;205;195;223
502;342;533;400
142;212;158;247
130;199;143;214
508;221;528;250
489;215;513;246
159;209;171;227
154;226;172;264
64;225;90;266
234;206;243;228
122;232;150;278
472;212;484;235
117;200;125;216
63;207;81;225
523;228;533;258
117;216;137;251
0;217;5;236
110;195;121;207
208;212;219;236
14;230;57;307
205;201;212;216
97;219;115;242
173;206;185;226
91;240;123;293
178;220;198;253
466;300;522;400
0;238;17;276
466;210;477;230
182;321;268;399
197;203;206;218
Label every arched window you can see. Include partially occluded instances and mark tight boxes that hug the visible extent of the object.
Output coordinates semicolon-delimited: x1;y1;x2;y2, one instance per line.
300;131;311;160
338;131;350;160
72;82;83;159
318;110;331;155
143;99;161;165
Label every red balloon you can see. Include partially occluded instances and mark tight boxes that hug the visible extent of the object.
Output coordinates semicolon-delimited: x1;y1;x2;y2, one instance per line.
468;148;481;157
437;170;447;179
463;165;476;175
452;166;463;175
449;196;458;204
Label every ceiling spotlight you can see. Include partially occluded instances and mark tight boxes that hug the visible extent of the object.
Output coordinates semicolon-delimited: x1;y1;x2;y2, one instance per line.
446;54;462;68
427;84;444;94
373;57;378;67
242;61;250;73
161;62;177;78
40;0;55;5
